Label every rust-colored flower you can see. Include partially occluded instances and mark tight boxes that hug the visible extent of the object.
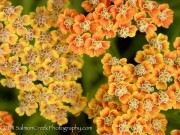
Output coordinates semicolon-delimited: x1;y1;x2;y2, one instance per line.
67;33;91;55
134;48;164;68
114;20;137;38
57;9;78;34
73;13;98;34
170;129;180;135
101;53;120;77
174;37;180;50
81;0;111;12
110;0;136;21
144;32;170;53
0;111;14;135
152;89;175;110
134;12;157;34
86;98;103;120
122;91;144;116
84;33;110;57
108;82;132;104
149;113;168;135
168;84;180;109
109;66;132;84
149;4;174;28
153;63;174;90
112;114;132;135
96;107;119;132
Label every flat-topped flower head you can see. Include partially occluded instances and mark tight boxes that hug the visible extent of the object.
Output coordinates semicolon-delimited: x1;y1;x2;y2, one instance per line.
40;101;62;120
35;84;56;104
15;100;37;116
110;0;136;21
149;4;174;28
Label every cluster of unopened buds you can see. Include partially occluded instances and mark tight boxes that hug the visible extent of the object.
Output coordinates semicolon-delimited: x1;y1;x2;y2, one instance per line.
0;0;180;134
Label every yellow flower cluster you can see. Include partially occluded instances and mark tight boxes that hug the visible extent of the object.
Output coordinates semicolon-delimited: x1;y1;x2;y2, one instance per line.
86;35;180;134
0;0;87;126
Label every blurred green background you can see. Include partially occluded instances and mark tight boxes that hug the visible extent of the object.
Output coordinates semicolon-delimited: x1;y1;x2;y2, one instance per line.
0;0;180;135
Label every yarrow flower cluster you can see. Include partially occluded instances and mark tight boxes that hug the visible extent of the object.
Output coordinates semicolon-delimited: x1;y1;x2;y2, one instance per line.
86;36;180;134
0;0;87;126
0;111;15;135
0;0;179;134
57;0;173;57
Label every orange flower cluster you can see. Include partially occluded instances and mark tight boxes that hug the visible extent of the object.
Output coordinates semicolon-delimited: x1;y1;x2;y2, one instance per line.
86;34;180;135
0;111;15;135
0;0;87;126
57;0;173;57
